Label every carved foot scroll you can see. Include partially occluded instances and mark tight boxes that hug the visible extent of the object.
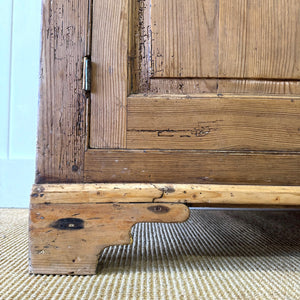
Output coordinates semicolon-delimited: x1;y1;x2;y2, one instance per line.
29;201;189;275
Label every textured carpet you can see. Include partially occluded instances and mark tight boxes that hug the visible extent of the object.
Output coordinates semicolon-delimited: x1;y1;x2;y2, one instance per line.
0;208;299;300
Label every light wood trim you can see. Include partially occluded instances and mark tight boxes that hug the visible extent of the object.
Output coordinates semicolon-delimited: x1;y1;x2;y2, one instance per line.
84;150;300;185
31;184;300;206
29;202;189;275
90;0;129;148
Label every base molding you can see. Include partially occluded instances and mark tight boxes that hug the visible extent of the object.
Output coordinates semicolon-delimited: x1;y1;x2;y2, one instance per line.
31;183;300;206
29;183;300;274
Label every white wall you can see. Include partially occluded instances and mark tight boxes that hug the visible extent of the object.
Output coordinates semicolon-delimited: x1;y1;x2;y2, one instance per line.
0;0;42;207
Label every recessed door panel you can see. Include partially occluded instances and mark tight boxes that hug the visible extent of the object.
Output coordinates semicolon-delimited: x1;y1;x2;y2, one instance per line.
90;0;300;155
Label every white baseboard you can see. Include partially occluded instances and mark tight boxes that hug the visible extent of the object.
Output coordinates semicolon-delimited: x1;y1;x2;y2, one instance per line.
0;159;35;208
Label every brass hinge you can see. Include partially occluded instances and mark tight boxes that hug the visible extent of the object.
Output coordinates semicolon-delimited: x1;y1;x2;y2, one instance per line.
82;56;91;92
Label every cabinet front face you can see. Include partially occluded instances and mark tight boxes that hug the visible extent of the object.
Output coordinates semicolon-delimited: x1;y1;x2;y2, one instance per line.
84;0;300;184
30;0;300;276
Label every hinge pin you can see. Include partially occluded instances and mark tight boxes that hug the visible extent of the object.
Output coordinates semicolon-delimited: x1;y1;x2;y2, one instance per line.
82;56;91;92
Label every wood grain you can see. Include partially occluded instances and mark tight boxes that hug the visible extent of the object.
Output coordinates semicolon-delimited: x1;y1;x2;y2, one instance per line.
149;79;218;94
84;150;300;185
218;80;300;95
149;79;300;95
90;0;129;148
219;0;300;79
151;0;218;77
127;95;300;151
36;0;89;184
131;0;152;93
31;184;300;206
29;202;189;274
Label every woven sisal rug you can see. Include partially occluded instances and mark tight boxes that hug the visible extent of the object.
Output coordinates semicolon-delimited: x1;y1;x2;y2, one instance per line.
0;208;299;299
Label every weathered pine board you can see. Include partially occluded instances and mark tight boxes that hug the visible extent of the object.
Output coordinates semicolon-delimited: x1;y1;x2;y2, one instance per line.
36;0;89;184
131;0;152;93
218;80;300;95
127;95;300;151
149;79;218;94
31;184;300;206
29;202;189;274
151;0;218;78
149;79;300;95
219;0;300;79
84;150;300;185
90;0;129;148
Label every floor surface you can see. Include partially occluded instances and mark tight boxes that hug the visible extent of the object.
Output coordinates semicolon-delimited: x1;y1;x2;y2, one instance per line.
1;209;299;299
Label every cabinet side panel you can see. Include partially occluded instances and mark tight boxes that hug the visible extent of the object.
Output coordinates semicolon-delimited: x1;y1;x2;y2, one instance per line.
36;0;89;183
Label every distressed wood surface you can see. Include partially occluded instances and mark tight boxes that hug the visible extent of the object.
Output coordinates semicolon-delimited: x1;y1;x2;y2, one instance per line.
90;0;129;148
128;0;139;93
219;0;300;79
29;202;189;274
35;0;300;185
149;79;300;95
149;79;218;94
84;150;300;185
36;0;89;183
31;184;300;206
151;0;218;78
127;95;300;150
131;0;152;93
133;0;299;94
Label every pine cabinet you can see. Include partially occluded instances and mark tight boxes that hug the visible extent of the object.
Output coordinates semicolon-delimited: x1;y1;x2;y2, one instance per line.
30;0;300;274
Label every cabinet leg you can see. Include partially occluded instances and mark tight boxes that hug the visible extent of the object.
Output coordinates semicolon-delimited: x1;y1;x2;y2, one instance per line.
29;202;189;275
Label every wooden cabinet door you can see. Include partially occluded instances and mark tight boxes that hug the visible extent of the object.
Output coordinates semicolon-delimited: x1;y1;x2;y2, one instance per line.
84;0;300;185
